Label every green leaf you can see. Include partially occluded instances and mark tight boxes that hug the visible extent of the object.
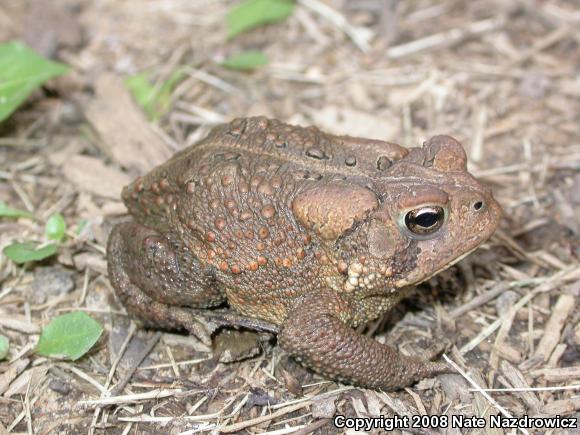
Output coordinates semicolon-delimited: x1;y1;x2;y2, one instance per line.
45;213;66;242
3;242;58;264
125;73;155;118
227;0;295;38
76;218;88;236
126;69;184;121
0;335;8;360
221;51;269;71
36;312;103;361
0;201;33;219
0;41;69;123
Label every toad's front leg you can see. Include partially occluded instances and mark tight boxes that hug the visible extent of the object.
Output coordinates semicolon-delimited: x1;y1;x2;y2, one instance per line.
278;290;451;391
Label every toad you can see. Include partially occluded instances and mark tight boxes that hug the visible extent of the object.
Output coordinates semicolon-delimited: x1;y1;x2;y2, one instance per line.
107;117;501;390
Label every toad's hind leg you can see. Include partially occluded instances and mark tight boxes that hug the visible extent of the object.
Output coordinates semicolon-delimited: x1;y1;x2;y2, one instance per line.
107;222;226;342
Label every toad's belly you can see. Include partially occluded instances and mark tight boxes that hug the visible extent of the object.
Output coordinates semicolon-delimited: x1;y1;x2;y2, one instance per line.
224;287;291;325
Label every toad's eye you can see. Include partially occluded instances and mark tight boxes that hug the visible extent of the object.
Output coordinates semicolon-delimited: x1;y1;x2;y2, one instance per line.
404;206;445;237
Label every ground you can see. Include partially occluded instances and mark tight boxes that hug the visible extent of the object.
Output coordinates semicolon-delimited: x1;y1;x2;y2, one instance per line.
0;0;579;434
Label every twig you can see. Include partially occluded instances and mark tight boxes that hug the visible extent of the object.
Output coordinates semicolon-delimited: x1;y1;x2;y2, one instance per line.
6;383;43;432
0;138;46;147
387;17;504;59
25;373;33;435
174;423;217;435
0;317;40;334
218;402;311;433
184;67;242;95
138;357;210;371
89;322;138;434
79;388;182;407
110;331;162;395
63;364;108;395
532;294;575;362
507;25;572;67
298;0;373;52
459;267;577;354
443;355;529;435
449;278;543;319
472;385;580;392
263;424;311;435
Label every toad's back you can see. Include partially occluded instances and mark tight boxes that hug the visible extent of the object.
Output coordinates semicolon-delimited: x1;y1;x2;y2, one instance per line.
124;118;410;204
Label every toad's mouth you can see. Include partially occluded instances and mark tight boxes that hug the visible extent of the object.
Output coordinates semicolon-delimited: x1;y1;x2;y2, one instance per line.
395;233;489;288
417;244;480;285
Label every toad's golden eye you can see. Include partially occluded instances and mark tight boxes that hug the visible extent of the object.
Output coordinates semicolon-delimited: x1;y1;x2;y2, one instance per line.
404;206;445;237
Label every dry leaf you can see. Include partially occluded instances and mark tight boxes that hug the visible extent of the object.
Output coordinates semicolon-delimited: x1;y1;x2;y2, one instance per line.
85;73;173;175
62;155;130;199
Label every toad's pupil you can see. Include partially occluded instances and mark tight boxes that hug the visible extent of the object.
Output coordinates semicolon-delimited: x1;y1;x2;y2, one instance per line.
404;206;445;236
415;212;438;228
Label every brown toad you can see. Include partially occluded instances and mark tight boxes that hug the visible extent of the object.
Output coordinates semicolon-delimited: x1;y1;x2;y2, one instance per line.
107;117;501;390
